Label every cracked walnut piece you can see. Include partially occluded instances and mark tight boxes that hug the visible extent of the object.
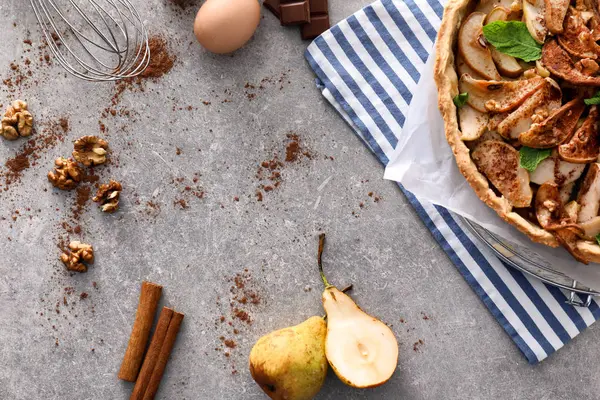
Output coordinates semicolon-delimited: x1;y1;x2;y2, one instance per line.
47;157;82;190
93;180;122;213
60;241;94;272
73;136;109;166
1;100;33;140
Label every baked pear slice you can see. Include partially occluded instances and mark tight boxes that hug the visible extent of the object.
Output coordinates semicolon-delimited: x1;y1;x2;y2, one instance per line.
458;104;489;141
545;0;570;34
456;53;484;79
542;39;600;86
558;106;600;163
535;182;579;230
576;163;600;222
458;12;501;80
465;130;505;150
484;6;524;78
558;8;600;59
475;0;515;14
519;98;585;148
554;227;589;264
471;140;533;207
529;151;585;185
317;235;398;389
578;216;600;239
523;0;548;44
459;74;545;113
498;80;561;140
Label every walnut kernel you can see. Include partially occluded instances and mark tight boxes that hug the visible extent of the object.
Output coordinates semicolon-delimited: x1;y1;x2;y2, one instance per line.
60;241;94;272
93;180;122;213
1;100;33;140
47;157;82;190
73;136;109;166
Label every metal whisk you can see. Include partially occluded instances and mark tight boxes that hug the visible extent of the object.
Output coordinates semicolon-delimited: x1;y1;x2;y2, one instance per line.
29;0;150;82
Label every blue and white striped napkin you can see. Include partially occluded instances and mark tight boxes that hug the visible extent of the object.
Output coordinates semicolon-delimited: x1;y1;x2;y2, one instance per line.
305;0;600;363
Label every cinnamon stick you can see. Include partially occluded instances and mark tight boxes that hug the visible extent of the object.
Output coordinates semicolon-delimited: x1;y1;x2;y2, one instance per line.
142;310;184;400
118;281;163;382
130;307;174;400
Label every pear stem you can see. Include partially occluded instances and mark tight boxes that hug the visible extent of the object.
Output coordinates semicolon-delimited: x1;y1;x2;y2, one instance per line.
317;234;332;288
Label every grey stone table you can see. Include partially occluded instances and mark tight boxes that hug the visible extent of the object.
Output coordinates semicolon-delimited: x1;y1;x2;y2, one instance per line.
0;1;599;399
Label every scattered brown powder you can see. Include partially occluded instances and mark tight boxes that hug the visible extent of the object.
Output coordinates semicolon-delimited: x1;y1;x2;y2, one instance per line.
255;134;311;200
107;34;176;118
0;118;68;192
140;36;176;79
73;186;91;221
174;198;188;209
413;339;425;352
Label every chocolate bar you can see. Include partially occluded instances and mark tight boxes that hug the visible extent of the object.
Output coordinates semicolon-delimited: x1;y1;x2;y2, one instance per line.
301;14;330;39
263;0;281;18
307;0;328;14
280;1;311;25
301;0;329;40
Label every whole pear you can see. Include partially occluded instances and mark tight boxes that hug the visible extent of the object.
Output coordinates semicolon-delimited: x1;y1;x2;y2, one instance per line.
249;316;328;400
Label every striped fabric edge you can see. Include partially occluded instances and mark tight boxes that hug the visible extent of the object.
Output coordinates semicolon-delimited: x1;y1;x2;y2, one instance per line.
305;0;600;363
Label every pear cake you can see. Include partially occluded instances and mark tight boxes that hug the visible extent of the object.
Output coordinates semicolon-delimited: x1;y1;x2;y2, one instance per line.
435;0;600;263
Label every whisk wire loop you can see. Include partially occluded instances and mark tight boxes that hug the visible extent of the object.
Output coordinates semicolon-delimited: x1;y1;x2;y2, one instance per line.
28;0;150;81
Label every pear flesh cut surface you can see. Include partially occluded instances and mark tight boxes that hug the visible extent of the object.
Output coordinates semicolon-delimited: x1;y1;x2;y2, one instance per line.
457;12;501;80
249;316;328;400
322;287;398;389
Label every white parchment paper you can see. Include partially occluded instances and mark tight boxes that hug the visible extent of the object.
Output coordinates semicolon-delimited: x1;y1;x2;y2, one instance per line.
383;52;600;291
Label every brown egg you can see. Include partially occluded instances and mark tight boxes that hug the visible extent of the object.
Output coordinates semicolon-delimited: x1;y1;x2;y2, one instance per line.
193;0;261;54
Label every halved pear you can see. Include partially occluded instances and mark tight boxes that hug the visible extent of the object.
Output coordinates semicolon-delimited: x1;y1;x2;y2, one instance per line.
529;151;586;185
471;140;533;207
542;39;600;86
485;7;524;78
458;12;501;80
576;163;600;222
317;235;398;389
523;0;548;44
519;98;585;148
558;106;600;163
459;74;545;112
458;104;489;141
545;0;570;34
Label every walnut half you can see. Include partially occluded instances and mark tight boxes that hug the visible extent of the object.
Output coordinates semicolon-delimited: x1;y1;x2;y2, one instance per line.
60;241;94;272
1;100;33;140
47;157;83;190
73;136;109;166
93;180;122;213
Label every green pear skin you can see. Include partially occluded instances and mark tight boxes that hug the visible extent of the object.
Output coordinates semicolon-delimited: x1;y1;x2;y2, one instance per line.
249;316;328;400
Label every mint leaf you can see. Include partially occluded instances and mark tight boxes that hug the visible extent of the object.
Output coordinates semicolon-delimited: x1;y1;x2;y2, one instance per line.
519;147;552;172
585;91;600;105
482;21;542;62
596;234;600;246
453;92;469;108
